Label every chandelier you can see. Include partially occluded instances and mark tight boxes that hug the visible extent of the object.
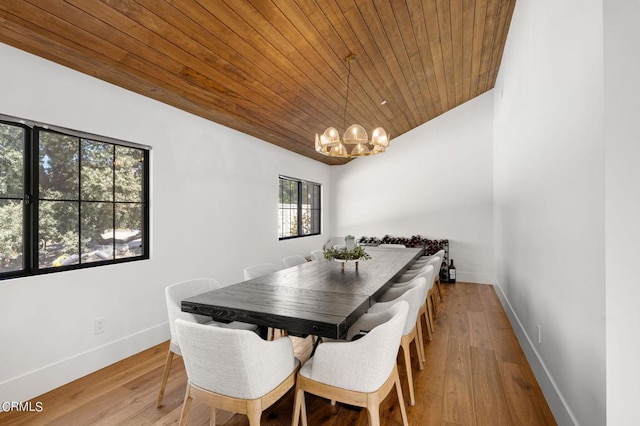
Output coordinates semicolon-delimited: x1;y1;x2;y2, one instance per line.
315;55;390;158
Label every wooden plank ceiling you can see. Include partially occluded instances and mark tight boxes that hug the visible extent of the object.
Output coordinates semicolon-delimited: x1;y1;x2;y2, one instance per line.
0;0;515;165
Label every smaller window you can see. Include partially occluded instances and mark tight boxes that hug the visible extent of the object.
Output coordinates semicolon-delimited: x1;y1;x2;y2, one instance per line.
278;176;321;239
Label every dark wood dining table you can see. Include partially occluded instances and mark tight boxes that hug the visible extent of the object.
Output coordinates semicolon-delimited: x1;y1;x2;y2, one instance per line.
181;246;423;340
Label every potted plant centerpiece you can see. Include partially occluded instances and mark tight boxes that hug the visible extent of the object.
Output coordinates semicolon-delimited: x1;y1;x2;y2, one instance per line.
323;235;371;270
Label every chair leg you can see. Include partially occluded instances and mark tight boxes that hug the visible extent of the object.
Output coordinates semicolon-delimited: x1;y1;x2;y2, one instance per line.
400;341;415;406
421;303;432;342
157;350;174;408
394;368;409;426
178;386;193;426
366;405;381;426
435;276;443;302
292;384;307;426
415;323;426;368
246;400;262;426
426;296;435;334
210;406;216;426
330;399;338;414
432;288;440;317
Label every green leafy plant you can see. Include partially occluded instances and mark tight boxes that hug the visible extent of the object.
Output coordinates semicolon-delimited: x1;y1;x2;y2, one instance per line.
323;246;371;261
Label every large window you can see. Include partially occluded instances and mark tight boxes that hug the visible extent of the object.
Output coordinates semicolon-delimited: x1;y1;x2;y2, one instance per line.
0;115;149;279
278;176;321;239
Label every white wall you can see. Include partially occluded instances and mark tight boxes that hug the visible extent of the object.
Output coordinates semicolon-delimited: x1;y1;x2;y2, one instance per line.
493;1;605;425
331;92;494;284
603;2;640;424
0;43;332;403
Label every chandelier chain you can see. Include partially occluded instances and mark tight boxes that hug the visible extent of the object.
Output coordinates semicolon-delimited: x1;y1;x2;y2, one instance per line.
342;56;352;132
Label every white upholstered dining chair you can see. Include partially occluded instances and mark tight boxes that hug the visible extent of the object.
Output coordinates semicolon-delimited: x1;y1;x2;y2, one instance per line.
175;319;299;426
292;301;410;426
282;254;308;267
310;249;325;261
410;257;442;320
372;277;429;406
412;249;445;266
410;249;445;301
156;277;258;408
243;262;277;280
392;264;437;343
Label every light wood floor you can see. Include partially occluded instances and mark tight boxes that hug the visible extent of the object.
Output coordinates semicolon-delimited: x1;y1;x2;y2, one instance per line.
0;282;556;425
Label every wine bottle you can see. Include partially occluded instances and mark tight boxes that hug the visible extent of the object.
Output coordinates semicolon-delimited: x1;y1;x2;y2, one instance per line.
448;259;457;283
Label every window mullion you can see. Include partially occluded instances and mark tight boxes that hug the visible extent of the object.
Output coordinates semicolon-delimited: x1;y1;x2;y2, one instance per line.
297;181;303;237
26;126;37;273
77;139;82;264
112;145;116;260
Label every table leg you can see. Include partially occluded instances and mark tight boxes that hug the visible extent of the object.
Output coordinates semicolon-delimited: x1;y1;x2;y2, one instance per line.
258;326;270;340
310;336;323;357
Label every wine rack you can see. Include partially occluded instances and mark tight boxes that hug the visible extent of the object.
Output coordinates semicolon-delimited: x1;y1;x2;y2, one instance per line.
357;235;451;282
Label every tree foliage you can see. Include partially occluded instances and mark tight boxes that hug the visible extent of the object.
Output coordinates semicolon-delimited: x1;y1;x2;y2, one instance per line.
0;123;146;273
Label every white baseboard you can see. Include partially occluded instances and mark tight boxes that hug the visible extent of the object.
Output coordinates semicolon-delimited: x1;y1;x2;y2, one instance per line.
492;281;577;426
0;323;169;407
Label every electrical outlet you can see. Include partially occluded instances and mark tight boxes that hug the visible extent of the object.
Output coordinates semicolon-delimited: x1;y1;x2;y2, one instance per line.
94;317;105;334
537;324;542;343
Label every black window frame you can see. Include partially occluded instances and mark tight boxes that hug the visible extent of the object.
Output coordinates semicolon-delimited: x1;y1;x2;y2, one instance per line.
0;114;150;280
278;176;321;240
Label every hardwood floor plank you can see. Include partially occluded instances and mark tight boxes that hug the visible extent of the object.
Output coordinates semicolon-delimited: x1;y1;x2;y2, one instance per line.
477;283;502;311
470;346;514;425
468;311;493;350
464;282;484;312
501;361;554;425
442;335;476;425
516;351;558;426
0;283;556;426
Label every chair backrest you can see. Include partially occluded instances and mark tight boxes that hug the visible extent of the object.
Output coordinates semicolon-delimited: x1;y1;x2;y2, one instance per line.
433;249;445;261
309;301;409;393
378;243;407;248
404;258;439;287
310;250;325;261
282;254;307;268
381;265;434;302
370;277;428;335
243;262;277;280
165;277;223;352
423;256;441;288
175;319;298;399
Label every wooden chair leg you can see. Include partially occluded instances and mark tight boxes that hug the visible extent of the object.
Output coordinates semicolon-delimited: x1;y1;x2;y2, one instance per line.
366;405;381;426
415;324;426;368
394;368;409;426
210;406;216;426
156;350;174;408
292;384;307;426
421;303;432;342
178;386;193;426
400;341;415;406
426;296;435;334
247;400;262;426
430;288;439;318
435;276;443;302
